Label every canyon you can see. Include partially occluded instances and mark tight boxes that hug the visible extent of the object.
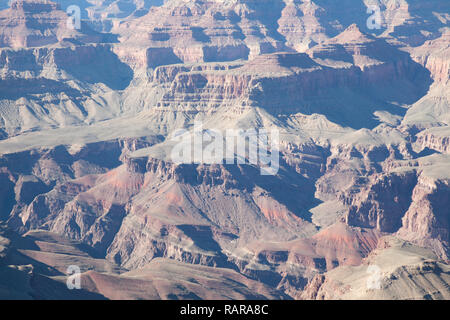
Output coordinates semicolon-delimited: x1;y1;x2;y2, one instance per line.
0;0;449;300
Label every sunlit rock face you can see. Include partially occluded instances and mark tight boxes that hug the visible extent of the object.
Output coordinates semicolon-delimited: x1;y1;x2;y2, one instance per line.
0;0;449;300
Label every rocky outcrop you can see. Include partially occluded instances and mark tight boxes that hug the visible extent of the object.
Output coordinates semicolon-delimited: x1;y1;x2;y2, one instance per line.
415;128;450;154
112;0;290;68
300;237;450;300
345;171;418;233
410;30;450;83
397;174;450;260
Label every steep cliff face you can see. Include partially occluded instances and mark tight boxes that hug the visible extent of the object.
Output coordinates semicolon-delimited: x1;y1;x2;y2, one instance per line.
112;0;290;68
345;171;418;233
409;30;450;83
398;174;450;260
277;0;327;51
134;34;431;130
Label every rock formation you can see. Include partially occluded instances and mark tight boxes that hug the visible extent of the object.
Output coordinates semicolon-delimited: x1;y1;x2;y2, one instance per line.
0;0;448;300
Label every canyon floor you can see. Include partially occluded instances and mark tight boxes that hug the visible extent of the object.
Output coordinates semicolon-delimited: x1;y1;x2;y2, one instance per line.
0;0;449;300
